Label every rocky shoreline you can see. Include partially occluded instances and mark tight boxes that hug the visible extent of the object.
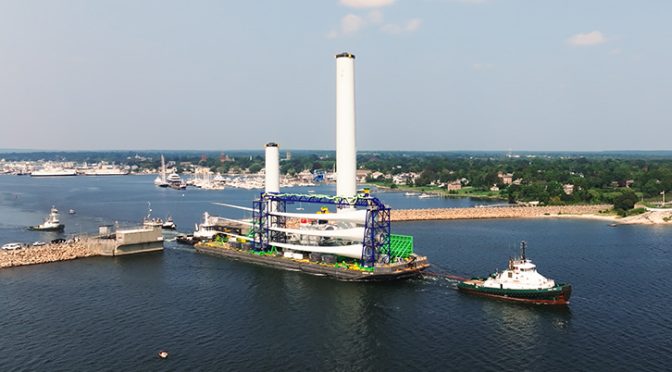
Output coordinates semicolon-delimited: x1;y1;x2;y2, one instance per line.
391;204;672;225
0;240;98;269
391;205;613;221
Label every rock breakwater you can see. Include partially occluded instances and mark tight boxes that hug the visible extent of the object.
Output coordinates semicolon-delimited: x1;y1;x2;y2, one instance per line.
391;204;612;221
0;240;98;269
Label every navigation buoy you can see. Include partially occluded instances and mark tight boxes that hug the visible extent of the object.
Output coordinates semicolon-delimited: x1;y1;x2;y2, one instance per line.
158;351;169;359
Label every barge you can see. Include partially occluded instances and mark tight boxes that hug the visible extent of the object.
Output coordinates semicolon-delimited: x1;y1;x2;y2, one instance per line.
193;53;430;281
195;241;429;282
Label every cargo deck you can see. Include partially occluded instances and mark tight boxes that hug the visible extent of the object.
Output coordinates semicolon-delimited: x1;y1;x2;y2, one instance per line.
195;242;429;282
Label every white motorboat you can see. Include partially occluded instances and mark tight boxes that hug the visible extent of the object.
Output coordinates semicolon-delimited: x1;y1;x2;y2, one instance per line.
166;173;186;189
167;173;182;183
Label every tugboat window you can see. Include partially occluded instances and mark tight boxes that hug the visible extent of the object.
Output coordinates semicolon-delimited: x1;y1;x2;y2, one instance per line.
508;272;513;278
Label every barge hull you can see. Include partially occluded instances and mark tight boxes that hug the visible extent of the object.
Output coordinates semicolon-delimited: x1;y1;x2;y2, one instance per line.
195;243;429;282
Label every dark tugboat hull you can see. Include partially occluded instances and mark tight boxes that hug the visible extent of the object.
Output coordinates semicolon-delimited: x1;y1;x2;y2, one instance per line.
457;282;572;305
28;225;65;232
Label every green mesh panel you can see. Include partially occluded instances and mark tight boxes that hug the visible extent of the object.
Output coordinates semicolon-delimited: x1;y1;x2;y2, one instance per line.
390;234;413;258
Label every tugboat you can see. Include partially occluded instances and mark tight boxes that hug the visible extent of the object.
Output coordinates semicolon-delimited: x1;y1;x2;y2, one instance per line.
192;212;220;241
457;241;572;305
142;202;163;229
28;206;65;232
162;216;176;230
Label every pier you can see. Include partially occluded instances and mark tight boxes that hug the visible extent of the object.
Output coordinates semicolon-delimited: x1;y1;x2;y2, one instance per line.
0;227;164;269
0;240;97;268
390;204;612;221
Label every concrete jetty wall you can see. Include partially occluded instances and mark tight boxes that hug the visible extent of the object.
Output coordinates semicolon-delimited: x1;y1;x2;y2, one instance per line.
390;204;611;221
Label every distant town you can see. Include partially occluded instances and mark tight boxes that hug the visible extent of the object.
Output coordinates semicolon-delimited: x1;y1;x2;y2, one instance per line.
1;150;671;215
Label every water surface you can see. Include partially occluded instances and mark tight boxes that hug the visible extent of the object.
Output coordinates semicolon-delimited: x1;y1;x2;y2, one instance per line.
0;176;670;370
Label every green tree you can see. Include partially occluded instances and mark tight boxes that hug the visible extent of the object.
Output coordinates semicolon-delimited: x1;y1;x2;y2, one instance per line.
614;190;638;215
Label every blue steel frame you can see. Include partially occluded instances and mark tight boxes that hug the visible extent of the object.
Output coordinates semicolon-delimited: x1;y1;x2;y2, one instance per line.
252;192;391;266
252;193;287;252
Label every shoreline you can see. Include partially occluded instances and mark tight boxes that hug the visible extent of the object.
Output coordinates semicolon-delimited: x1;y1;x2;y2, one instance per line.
391;205;672;225
390;205;612;221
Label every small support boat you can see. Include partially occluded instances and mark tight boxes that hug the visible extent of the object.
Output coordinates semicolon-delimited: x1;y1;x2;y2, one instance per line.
457;241;572;305
175;234;196;245
142;202;164;228
162;216;176;230
28;206;65;232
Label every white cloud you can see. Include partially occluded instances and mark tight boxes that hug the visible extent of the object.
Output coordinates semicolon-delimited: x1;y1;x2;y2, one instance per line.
381;18;423;34
328;14;366;38
328;2;419;38
340;0;394;9
342;14;365;34
567;31;607;46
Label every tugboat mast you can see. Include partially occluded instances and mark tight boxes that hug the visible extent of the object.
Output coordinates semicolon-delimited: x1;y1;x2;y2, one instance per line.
520;241;527;260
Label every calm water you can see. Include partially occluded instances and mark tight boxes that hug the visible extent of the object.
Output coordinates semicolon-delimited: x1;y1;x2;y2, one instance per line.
1;176;671;371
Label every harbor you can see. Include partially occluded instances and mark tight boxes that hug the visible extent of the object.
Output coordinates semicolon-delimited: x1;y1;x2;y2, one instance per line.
2;0;670;369
0;169;670;370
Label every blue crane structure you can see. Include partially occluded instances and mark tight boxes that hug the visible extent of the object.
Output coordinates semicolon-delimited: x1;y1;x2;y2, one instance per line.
251;191;391;266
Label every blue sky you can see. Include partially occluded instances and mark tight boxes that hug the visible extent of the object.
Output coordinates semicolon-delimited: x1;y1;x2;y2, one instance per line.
0;0;670;151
